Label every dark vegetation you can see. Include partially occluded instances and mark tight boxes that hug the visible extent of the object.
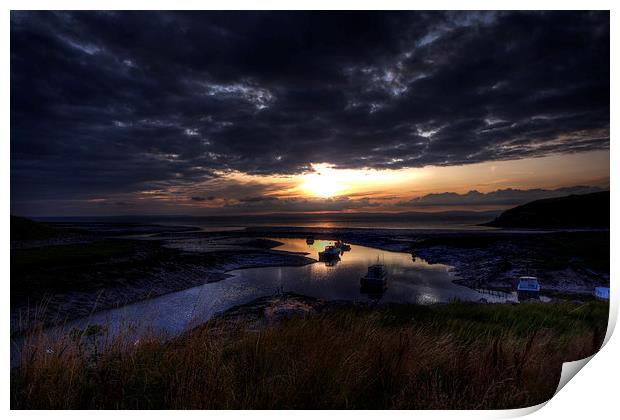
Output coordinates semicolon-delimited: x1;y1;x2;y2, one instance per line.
11;215;59;241
12;300;608;409
11;239;172;304
485;191;610;229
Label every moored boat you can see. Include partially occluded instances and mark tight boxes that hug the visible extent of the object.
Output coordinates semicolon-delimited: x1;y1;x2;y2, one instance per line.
319;245;340;261
360;264;388;288
516;276;540;300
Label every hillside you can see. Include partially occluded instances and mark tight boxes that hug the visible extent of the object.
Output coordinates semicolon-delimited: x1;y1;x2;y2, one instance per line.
10;215;59;241
485;191;609;229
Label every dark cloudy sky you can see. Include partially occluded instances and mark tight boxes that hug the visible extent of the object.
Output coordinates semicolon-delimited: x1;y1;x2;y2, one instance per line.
10;11;609;216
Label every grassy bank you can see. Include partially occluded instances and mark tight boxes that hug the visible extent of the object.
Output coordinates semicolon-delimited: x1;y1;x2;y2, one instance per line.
11;300;608;409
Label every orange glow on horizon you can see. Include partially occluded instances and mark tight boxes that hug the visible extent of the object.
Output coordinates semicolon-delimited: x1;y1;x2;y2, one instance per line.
220;150;609;205
100;150;609;215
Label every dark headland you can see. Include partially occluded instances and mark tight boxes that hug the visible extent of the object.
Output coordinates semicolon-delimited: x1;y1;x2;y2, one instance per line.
484;191;610;229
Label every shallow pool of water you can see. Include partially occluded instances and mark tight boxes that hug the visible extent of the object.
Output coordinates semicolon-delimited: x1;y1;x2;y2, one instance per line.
268;238;484;304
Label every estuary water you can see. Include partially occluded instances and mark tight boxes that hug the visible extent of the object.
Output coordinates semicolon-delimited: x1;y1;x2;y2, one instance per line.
43;238;514;338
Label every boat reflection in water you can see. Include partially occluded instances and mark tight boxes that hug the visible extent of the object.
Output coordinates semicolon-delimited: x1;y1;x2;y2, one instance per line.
360;282;387;299
323;259;340;267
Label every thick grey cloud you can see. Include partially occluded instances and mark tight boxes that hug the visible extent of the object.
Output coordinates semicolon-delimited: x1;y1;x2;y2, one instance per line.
11;11;609;212
191;196;215;202
397;186;604;208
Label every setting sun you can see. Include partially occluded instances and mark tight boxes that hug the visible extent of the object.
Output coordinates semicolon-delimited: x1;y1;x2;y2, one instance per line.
296;163;432;200
300;164;347;197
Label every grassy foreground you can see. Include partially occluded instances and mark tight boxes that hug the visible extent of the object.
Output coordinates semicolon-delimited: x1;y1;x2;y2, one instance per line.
11;301;608;409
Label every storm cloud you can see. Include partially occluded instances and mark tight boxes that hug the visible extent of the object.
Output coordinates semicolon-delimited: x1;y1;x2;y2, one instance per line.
11;11;609;211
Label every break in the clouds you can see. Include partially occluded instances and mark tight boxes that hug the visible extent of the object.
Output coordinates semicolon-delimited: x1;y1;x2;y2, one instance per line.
10;11;609;214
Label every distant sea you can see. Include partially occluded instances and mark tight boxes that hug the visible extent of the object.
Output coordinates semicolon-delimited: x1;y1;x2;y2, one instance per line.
38;210;501;231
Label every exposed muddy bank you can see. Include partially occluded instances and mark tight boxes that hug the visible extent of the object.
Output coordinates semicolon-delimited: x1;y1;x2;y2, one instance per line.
11;236;313;333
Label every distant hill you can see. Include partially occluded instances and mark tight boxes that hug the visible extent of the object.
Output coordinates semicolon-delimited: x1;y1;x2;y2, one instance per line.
484;191;610;229
10;215;59;241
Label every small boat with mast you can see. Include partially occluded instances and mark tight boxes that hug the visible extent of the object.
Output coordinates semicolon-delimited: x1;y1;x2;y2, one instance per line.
360;263;388;288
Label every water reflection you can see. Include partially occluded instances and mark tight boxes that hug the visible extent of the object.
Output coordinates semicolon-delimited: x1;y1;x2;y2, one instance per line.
359;284;387;300
323;259;340;267
33;238;516;339
268;238;484;305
